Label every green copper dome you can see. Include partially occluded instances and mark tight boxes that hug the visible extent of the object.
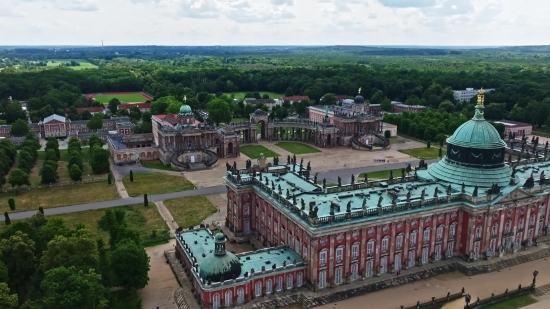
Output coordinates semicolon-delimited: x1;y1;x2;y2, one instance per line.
198;233;242;282
179;104;193;115
445;109;506;149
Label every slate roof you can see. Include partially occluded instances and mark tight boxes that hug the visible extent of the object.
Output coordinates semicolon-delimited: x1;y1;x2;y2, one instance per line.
43;114;66;123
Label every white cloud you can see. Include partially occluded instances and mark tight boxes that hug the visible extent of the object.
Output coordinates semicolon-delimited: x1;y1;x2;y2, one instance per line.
0;0;548;45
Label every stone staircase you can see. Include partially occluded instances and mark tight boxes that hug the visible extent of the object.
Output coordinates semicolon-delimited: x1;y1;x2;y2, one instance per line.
174;288;191;309
533;283;550;297
456;247;550;276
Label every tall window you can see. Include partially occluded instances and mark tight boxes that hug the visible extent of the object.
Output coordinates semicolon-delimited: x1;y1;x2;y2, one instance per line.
492;222;498;237
295;237;300;253
436;226;443;240
336;247;343;263
276;277;282;291
255;282;262;297
303;245;308;260
266;279;272;294
351;263;358;281
320;250;327;266
213;294;220;309
287;274;293;289
410;231;417;246
352;243;359;259
505;219;512;233
396;234;403;250
297;273;303;287
475;226;482;239
519;217;524;230
423;229;430;243
382;237;389;253
529;214;535;227
367;240;375;255
450;224;456;238
225;290;233;307
335;267;342;284
319;270;326;288
237;288;244;304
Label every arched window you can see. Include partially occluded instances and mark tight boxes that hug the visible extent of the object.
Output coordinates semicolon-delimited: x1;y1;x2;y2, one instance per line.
519;217;525;230
381;236;390;253
297;272;303;287
255;281;262;297
213;294;220;309
335;267;343;284
396;233;403;250
266;279;272;294
410;231;418;246
505;219;512;233
319;270;326;288
529;213;535;227
335;245;344;263
492;222;498;237
351;242;360;259
237;288;244;304
287;274;293;289
225;290;233;307
276;277;283;291
423;228;431;243
367;239;375;255
475;226;482;239
436;225;444;241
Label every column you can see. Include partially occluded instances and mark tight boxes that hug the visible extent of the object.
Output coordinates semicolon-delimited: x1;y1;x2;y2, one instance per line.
328;234;335;286
403;220;410;268
344;231;351;283
375;226;382;274
389;223;396;272
456;210;464;254
416;217;424;263
443;212;450;256
360;228;367;276
310;236;318;290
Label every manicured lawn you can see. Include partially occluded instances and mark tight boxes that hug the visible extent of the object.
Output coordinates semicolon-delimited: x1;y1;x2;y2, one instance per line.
359;168;407;179
275;142;321;155
480;294;537;309
141;161;176;171
93;93;148;104
240;145;280;159
46;59;98;70
122;173;195;197
231;117;249;123
399;147;446;160
164;195;218;228
28;161;100;187
224;92;284;100
37;147;90;161
1;181;119;213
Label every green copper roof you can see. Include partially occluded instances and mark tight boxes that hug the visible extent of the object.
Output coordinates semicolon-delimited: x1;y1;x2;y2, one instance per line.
427;158;512;187
179;104;193;115
446;105;506;149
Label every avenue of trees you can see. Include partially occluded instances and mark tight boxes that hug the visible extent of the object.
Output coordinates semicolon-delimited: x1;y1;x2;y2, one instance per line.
0;208;149;309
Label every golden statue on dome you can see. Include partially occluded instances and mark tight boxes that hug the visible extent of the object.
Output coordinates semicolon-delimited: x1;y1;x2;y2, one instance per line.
358;87;362;94
477;88;485;106
183;95;187;102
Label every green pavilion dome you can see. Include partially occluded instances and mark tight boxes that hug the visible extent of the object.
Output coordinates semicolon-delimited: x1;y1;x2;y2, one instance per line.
199;233;242;282
179;104;193;115
427;89;512;188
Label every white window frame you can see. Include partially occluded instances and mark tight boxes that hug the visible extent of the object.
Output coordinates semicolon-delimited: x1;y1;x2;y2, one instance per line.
287;274;293;289
295;237;300;253
519;217;524;230
436;226;443;240
352;243;359;259
320;250;327;266
423;228;430;243
492;222;498;237
410;231;417;246
225;290;232;307
266;279;272;294
276;277;282;292
382;237;389;253
396;234;403;250
213;293;220;309
450;224;456;238
303;245;308;260
297;272;303;287
336;246;344;263
319;270;326;288
255;281;262;297
505;219;512;233
335;267;342;284
367;240;375;255
475;225;482;239
351;263;358;281
529;214;535;227
237;288;244;304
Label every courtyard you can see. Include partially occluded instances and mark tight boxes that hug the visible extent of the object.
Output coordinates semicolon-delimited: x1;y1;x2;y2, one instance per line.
239;145;280;159
275;141;321;155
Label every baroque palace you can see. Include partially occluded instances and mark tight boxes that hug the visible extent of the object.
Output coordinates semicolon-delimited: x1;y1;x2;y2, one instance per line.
174;89;550;309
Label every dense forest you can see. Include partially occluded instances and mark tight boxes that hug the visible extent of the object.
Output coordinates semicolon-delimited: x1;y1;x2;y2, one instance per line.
0;45;549;127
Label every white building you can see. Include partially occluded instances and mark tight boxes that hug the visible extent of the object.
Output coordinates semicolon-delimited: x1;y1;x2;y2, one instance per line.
453;88;494;102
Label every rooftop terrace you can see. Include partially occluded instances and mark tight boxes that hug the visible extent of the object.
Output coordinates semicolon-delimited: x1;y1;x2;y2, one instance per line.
225;161;550;231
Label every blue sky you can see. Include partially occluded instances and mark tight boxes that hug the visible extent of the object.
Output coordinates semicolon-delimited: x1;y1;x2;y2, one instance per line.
0;0;547;46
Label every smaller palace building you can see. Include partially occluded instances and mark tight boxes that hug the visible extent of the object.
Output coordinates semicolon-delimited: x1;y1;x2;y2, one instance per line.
175;229;306;309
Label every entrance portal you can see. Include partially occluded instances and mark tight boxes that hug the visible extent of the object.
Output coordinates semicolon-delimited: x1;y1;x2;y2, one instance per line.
228;142;234;155
258;120;266;140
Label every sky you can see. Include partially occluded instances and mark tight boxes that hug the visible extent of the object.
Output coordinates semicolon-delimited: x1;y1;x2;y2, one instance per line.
0;0;549;46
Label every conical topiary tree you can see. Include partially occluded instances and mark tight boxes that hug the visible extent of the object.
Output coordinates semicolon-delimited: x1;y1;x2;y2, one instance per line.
8;197;15;211
130;170;134;182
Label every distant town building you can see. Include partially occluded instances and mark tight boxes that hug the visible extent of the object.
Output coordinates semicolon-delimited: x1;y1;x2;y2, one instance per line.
243;98;281;109
493;120;532;137
280;96;310;103
118;102;150;112
65;107;105;115
382;122;397;137
453;88;494;102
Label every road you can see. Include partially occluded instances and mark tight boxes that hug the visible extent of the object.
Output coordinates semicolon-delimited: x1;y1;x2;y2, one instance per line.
10;158;439;220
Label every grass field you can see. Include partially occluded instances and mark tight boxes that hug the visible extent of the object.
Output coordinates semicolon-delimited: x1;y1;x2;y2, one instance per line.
240;145;280;159
164;195;218;228
46;59;98;70
224;92;284;100
122;173;195;197
399;147;446;160
27;161;100;187
275;142;321;155
92;93;149;104
480;294;537;309
37;147;91;161
359;168;407;179
140;161;176;171
1;181;119;213
231;117;249;123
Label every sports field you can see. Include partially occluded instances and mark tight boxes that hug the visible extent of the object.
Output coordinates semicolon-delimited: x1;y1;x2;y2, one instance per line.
86;92;152;104
46;59;98;70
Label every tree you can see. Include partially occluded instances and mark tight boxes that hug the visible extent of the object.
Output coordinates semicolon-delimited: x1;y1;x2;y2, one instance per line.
40;164;59;184
80;110;92;120
370;90;385;105
97;209;141;248
0;231;36;297
321;93;337;105
44;149;58;162
88;134;104;152
7;197;14;211
427;140;431;148
68;154;84;171
90;146;110;174
380;98;393;112
45;137;60;160
109;239;150;290
69;165;82;182
107;173;112;185
108;98;121;114
284;87;294;97
8;169;30;189
4;212;10;226
68;138;82;154
438;100;455;113
40;230;99;273
9;119;29;137
129;170;134;182
144;194;148;207
206;97;232;125
0;139;17;165
32;266;107;309
87;113;104;131
0;283;18;309
39;206;44;214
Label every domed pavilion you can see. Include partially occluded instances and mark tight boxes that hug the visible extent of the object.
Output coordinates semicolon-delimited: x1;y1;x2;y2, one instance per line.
427;89;512;187
198;233;242;282
179;104;193;116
